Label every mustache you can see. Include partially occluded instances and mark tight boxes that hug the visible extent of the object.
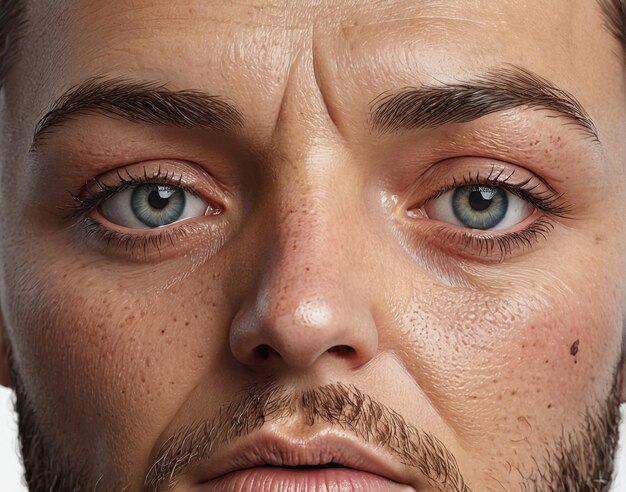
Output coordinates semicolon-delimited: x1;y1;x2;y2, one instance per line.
143;382;470;492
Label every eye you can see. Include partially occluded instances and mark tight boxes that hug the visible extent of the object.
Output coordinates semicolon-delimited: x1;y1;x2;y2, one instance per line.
99;184;211;229
424;185;534;230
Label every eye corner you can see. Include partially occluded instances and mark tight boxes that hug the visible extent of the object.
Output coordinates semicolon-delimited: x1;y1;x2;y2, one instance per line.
405;207;427;220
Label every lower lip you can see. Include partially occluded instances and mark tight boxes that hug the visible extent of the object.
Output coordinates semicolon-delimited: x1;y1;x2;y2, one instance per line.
204;466;412;491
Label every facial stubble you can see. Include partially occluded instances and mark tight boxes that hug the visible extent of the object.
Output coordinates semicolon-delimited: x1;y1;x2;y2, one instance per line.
7;348;624;492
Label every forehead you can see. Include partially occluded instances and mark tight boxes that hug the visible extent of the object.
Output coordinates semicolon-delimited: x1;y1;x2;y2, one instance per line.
39;0;606;79
14;0;624;145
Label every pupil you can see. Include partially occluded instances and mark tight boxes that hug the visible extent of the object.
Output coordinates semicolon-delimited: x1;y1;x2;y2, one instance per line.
468;189;492;211
148;190;170;210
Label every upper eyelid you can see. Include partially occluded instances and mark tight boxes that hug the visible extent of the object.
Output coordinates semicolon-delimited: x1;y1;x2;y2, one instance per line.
411;154;564;191
403;166;574;222
65;170;208;221
95;166;185;193
423;170;553;198
431;175;552;203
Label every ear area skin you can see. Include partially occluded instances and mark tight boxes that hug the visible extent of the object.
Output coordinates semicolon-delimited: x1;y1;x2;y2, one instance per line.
619;310;626;402
0;313;13;389
618;324;626;403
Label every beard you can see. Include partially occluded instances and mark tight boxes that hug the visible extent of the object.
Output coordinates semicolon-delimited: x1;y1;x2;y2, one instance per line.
7;348;623;492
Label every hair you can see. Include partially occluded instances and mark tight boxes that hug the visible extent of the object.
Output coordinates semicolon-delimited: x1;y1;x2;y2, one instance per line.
601;0;626;51
0;0;26;89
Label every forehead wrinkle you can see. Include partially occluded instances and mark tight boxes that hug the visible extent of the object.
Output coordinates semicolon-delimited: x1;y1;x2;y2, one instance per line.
68;0;315;45
338;15;491;54
340;14;489;36
16;0;621;157
338;0;496;30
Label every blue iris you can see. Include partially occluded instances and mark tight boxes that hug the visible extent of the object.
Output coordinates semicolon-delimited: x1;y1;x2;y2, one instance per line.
130;184;186;227
452;185;508;229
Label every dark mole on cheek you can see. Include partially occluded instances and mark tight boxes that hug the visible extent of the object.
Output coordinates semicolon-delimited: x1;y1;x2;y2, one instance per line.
570;339;580;357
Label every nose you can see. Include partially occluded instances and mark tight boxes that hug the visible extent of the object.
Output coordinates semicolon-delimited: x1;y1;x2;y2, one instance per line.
229;203;379;372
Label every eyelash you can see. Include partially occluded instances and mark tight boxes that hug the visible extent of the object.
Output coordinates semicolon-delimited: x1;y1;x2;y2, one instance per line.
66;167;209;257
435;217;555;259
67;166;568;260
418;167;571;259
67;167;187;217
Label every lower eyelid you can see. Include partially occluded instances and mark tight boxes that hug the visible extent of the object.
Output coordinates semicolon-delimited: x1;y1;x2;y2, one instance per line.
408;205;541;232
75;215;227;262
402;211;553;261
91;205;221;233
443;221;553;260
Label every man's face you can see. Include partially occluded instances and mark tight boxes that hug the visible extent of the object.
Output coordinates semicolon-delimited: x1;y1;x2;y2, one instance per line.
0;0;625;490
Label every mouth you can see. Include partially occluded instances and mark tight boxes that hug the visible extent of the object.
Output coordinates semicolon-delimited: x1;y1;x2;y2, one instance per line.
191;432;419;491
203;465;415;491
258;462;344;469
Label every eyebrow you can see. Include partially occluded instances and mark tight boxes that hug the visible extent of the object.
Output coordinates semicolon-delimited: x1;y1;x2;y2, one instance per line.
32;77;244;146
368;65;599;141
33;66;598;148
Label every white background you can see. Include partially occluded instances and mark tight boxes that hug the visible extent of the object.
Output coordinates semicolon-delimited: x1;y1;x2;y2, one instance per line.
0;386;624;491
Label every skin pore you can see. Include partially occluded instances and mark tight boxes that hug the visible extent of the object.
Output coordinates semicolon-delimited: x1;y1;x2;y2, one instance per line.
0;0;625;491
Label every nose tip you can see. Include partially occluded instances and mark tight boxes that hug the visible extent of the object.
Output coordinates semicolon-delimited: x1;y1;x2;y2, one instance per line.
229;294;378;371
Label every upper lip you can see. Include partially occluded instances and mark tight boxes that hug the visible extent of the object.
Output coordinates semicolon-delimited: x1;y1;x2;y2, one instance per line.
189;427;420;489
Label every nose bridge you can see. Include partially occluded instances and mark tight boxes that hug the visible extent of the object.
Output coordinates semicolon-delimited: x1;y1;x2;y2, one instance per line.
228;48;378;369
259;161;366;336
269;179;352;316
260;33;357;315
227;30;380;370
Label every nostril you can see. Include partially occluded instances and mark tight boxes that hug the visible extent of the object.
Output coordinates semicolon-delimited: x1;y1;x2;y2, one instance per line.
327;345;354;356
253;344;354;362
254;344;272;360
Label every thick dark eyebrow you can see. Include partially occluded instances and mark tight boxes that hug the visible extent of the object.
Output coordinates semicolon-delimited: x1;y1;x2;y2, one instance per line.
368;66;599;141
32;77;244;146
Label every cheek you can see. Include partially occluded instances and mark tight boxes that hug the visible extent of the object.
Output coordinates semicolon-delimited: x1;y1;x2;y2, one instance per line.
395;255;622;459
2;246;230;479
474;282;621;480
